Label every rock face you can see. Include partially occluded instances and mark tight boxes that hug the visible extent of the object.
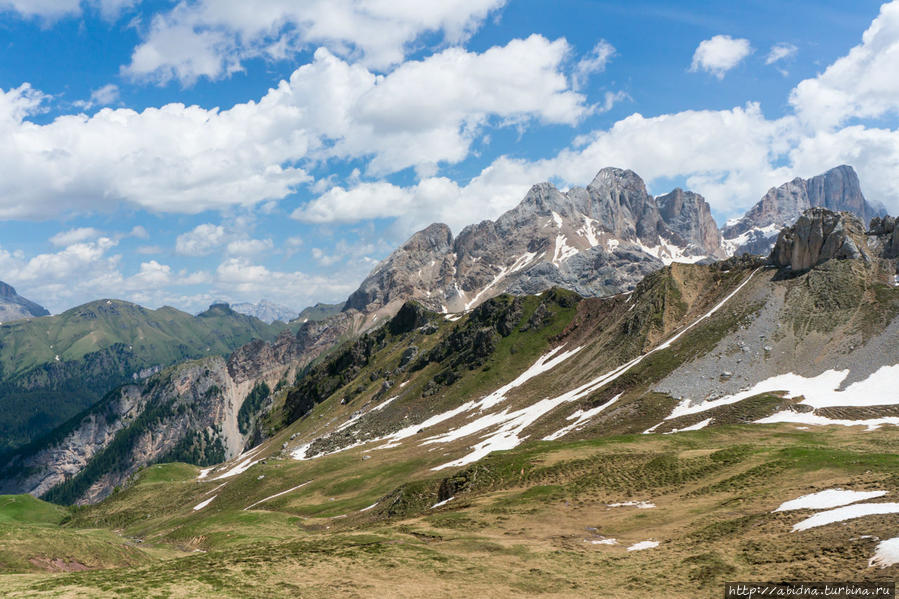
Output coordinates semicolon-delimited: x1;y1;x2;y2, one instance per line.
0;281;49;322
346;167;725;317
657;188;726;258
770;208;871;272
868;216;899;260
724;165;884;256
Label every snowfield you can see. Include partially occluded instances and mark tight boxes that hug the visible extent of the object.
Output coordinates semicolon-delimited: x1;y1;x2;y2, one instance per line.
869;537;899;568
627;540;659;551
664;364;899;426
774;489;888;512
791;502;899;532
192;495;216;511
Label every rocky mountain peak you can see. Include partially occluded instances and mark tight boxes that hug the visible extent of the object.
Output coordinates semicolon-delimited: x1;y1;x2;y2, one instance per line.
723;165;884;256
769;208;870;273
0;280;50;322
588;166;647;195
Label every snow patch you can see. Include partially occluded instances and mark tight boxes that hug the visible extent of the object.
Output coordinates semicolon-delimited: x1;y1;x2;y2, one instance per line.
244;481;311;511
213;446;264;480
792;502;899;532
551;211;563;229
722;223;782;255
193;495;216;511
869;537;899;568
756;412;899;431
197;468;212;480
639;237;706;265
587;538;618;545
360;502;379;512
664;418;713;434
627;540;659;551
431;496;454;509
580;216;600;247
543;393;623;441
552;235;579;266
667;364;899;422
608;501;656;509
774;489;888;512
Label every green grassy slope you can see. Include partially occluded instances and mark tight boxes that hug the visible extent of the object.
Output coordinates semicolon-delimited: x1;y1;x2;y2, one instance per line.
0;300;286;453
0;426;895;596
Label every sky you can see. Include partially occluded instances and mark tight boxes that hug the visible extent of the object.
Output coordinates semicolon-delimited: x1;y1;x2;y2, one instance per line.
1;0;898;315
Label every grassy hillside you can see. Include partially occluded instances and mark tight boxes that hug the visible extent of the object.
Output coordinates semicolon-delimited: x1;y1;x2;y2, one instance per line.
295;302;345;323
0;300;287;453
0;426;895;596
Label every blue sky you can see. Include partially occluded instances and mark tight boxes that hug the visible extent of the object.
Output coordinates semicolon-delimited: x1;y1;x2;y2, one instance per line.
0;0;897;314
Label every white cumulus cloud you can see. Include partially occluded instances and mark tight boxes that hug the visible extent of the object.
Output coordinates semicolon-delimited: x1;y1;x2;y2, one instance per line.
690;35;752;79
124;0;507;83
790;0;899;129
0;35;584;219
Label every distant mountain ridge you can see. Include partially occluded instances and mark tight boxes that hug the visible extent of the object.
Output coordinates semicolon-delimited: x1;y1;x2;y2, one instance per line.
722;165;885;255
228;299;298;324
0;281;49;322
0;299;288;453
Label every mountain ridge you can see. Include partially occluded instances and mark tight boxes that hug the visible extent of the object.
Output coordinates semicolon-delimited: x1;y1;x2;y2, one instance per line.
0;281;49;323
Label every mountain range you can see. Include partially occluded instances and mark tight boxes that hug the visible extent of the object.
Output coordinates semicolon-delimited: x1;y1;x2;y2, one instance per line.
227;300;298;324
0;300;289;454
0;202;895;595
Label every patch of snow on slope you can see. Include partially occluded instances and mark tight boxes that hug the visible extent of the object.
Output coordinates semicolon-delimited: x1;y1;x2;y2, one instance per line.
543;393;623;441
197;468;212;480
722;223;782;255
244;481;312;511
664;418;713;434
580;216;600;247
869;537;899;568
627;540;659;551
360;502;379;512
791;502;899;532
552;235;579;266
463;252;537;311
774;489;888;512
213;446;264;480
551;211;563;228
588;538;618;545
335;396;399;433
638;237;705;265
431;496;454;509
756;411;899;431
666;364;899;422
193;495;216;511
608;501;655;509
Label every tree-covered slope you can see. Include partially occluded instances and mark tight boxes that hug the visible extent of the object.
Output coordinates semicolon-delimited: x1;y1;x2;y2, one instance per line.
0;300;286;453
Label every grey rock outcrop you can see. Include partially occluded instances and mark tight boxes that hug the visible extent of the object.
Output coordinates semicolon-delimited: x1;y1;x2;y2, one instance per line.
769;208;870;272
868;216;899;259
0;281;50;322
